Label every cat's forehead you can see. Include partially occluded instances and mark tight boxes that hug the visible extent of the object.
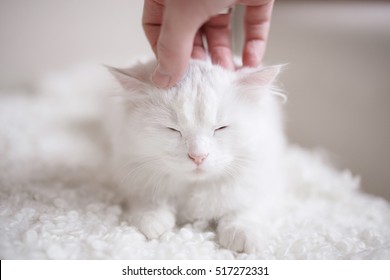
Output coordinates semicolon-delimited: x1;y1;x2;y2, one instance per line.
173;84;218;127
168;65;233;127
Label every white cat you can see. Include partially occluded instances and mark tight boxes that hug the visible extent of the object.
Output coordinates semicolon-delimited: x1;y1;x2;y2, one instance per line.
105;59;286;253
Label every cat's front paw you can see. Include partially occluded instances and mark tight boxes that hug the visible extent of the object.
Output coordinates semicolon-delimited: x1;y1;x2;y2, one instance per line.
130;208;175;239
217;218;262;254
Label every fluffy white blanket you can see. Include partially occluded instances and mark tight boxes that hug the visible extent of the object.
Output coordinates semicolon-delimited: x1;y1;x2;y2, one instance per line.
1;65;389;259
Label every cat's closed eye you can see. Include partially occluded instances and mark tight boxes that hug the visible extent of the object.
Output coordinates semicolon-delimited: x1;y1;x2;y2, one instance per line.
167;127;181;135
213;126;228;136
215;126;228;131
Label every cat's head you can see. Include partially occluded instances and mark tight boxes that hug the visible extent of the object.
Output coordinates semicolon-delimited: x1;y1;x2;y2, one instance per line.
107;59;284;182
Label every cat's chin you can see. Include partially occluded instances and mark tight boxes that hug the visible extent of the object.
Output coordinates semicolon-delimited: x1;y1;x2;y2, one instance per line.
169;158;233;181
192;166;208;177
187;172;214;182
184;164;226;181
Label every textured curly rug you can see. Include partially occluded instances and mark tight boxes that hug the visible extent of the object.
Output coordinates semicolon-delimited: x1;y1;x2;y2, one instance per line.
1;65;389;259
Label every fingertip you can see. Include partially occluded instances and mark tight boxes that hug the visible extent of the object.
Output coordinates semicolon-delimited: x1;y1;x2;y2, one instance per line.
191;31;207;60
243;40;265;67
151;64;171;88
210;48;235;70
191;47;207;61
153;14;195;88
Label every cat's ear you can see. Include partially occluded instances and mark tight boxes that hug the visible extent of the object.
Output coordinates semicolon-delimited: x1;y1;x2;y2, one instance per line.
236;65;283;87
104;65;149;91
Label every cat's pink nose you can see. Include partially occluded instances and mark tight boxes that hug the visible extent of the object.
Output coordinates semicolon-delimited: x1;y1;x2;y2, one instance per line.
188;153;208;165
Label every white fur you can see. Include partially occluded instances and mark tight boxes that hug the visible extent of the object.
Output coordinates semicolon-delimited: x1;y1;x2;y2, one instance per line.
1;63;390;259
105;60;286;253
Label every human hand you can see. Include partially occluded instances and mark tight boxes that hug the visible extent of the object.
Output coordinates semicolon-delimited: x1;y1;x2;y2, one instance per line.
143;0;274;88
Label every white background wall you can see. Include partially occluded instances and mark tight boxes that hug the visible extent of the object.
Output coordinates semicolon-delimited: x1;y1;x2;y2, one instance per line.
0;0;149;85
1;0;389;200
265;1;390;201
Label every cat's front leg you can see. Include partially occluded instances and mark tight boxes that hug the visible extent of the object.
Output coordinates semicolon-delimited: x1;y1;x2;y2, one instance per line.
128;205;175;239
217;211;264;254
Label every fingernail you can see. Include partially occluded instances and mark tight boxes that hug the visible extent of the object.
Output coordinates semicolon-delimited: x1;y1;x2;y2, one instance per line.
152;64;171;88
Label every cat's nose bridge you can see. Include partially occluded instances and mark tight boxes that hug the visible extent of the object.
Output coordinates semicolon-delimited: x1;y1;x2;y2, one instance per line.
186;135;210;164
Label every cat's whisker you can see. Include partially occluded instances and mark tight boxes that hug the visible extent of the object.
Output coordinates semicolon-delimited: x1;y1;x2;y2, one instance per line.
116;156;159;174
133;162;166;192
124;160;159;181
272;91;288;103
114;159;136;180
222;168;239;181
234;157;256;168
221;161;243;180
117;157;161;187
150;169;167;198
116;158;153;180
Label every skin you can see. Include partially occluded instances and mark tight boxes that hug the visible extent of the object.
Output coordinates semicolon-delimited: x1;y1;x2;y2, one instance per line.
143;0;275;88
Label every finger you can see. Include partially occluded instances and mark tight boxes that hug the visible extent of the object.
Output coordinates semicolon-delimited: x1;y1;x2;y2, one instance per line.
142;0;165;56
203;12;235;70
191;31;206;60
152;1;207;88
242;0;274;67
153;0;236;88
